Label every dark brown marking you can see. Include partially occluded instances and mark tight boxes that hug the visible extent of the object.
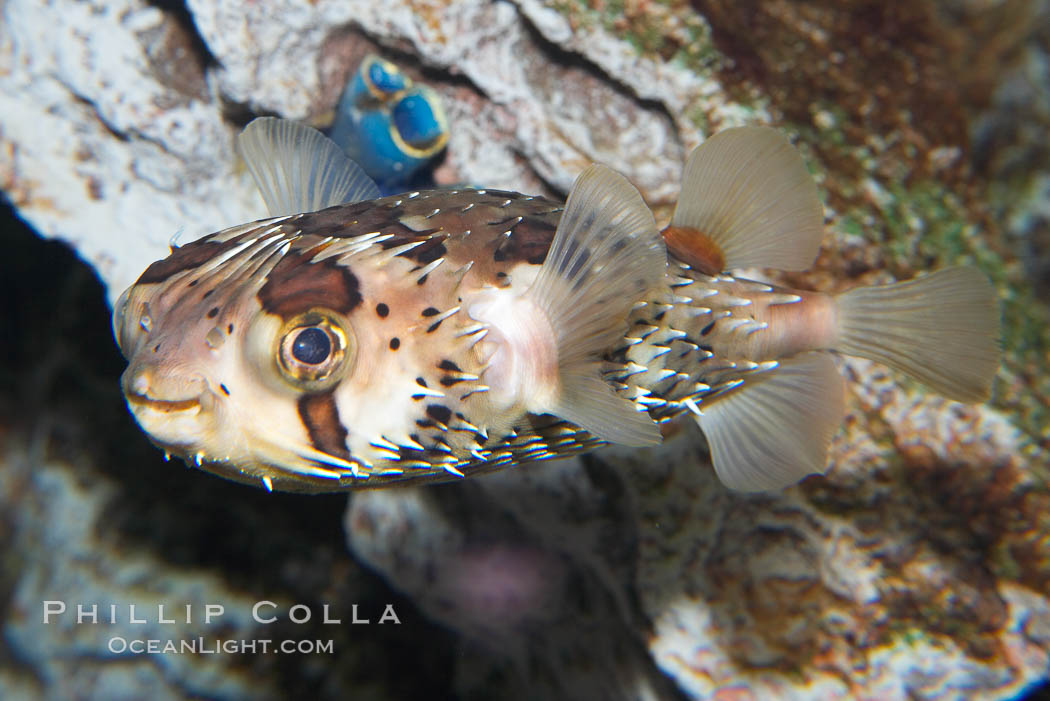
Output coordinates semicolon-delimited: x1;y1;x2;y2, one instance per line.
258;250;362;318
379;233;447;264
426;404;452;426
490;215;558;266
412;238;447;264
662;225;726;275
376;303;389;318
438;360;461;372
421;307;439;317
297;392;350;458
275;189;564;272
135;236;245;285
389;337;401;350
207;306;219;319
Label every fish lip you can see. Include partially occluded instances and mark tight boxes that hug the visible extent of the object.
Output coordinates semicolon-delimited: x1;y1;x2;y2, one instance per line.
125;392;202;413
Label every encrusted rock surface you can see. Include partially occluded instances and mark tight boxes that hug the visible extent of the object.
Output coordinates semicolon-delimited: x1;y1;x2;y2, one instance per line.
2;0;1049;699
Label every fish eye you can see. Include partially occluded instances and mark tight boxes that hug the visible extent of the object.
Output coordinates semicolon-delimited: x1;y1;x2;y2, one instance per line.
292;327;331;365
277;310;353;389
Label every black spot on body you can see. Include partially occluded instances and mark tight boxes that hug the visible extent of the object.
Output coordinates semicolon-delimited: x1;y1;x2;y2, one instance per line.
440;375;464;387
389;337;401;350
438;360;461;372
376;303;389;318
426;404;452;426
421;307;439;317
416;377;428;387
426;319;444;333
202;289;213;299
227;323;234;334
207;306;219;319
700;321;715;336
219;383;230;396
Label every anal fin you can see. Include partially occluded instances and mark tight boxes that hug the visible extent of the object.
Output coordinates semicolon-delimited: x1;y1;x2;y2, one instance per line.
696;352;845;491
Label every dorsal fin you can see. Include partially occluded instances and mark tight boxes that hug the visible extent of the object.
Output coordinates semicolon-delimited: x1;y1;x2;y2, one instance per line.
237;117;380;217
697;352;845;491
671;126;824;271
528;165;668;446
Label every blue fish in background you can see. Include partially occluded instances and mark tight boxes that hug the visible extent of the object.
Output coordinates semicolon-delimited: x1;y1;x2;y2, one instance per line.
328;54;449;194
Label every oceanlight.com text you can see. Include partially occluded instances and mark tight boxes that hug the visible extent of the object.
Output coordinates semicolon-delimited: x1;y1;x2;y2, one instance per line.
108;637;335;655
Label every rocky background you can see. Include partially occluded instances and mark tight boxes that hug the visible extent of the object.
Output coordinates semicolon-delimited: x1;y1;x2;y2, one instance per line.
2;0;1049;699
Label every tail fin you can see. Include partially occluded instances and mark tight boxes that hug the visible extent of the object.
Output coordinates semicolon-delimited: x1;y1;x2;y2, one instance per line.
833;266;1000;402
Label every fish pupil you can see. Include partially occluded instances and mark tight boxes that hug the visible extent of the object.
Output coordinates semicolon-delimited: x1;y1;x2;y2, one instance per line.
292;327;331;365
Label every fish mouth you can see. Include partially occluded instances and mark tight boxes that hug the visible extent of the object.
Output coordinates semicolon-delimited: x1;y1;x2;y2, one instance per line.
125;393;203;414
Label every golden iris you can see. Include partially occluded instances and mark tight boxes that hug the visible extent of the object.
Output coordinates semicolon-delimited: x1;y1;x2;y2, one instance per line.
276;310;353;389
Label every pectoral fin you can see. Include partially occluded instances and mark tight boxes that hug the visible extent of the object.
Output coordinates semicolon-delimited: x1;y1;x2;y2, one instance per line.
528;165;668;446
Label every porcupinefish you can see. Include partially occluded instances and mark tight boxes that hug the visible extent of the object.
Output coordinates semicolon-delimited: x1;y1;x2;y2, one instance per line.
112;117;1000;493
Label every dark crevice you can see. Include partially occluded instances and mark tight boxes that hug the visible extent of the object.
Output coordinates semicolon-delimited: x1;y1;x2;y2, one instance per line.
144;0;219;71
